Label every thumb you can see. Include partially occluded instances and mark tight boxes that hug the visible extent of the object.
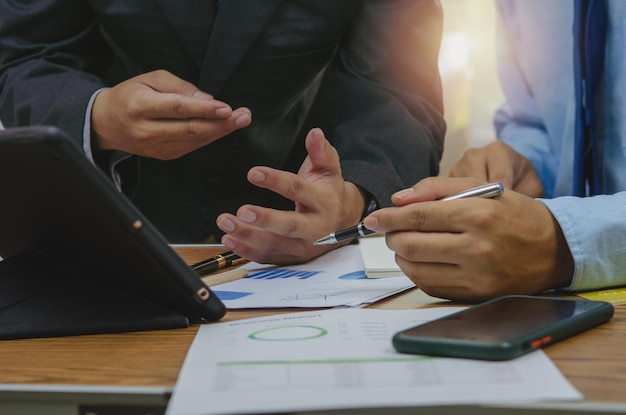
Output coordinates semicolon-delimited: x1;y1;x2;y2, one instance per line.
392;177;487;206
298;128;341;176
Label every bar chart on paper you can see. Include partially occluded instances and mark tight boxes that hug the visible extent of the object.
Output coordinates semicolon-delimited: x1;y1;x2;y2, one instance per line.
210;244;415;308
246;269;322;280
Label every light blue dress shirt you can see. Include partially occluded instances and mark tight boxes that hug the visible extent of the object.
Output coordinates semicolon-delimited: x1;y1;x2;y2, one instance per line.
494;0;626;291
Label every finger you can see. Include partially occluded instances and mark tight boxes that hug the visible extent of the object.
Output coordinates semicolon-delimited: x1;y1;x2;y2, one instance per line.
397;257;511;302
390;177;485;206
365;194;500;234
138;91;235;120
147;108;250;139
247;167;319;207
217;213;330;264
246;128;340;206
448;148;490;180
394;255;503;302
140;69;205;97
396;260;482;302
450;142;518;189
396;257;464;289
484;154;519;190
136;70;252;122
362;203;450;234
234;205;316;240
299;128;341;177
218;218;285;262
118;114;251;160
513;174;544;198
385;228;472;265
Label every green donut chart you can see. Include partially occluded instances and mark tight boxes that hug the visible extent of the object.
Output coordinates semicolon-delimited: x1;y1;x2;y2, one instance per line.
248;325;328;341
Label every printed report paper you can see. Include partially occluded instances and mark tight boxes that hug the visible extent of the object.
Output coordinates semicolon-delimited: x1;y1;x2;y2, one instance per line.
166;307;582;415
211;244;415;308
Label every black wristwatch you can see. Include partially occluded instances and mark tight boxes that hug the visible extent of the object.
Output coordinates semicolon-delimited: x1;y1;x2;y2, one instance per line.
362;195;379;218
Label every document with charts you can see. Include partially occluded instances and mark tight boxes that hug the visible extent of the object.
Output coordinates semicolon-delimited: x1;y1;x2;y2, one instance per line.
166;307;582;415
211;244;415;308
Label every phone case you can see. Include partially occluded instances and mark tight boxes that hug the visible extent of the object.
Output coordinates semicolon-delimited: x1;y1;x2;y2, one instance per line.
392;295;614;361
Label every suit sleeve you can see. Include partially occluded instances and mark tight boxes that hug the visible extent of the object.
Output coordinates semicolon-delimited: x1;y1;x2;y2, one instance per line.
0;1;110;146
306;0;446;208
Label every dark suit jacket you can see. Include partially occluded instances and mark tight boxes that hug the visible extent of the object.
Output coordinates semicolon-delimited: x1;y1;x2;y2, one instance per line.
0;0;445;243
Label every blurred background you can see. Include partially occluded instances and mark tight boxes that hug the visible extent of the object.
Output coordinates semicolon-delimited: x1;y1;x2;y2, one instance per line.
438;0;503;175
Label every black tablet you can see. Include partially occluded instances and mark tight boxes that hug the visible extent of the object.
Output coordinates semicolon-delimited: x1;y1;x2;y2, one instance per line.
0;126;226;339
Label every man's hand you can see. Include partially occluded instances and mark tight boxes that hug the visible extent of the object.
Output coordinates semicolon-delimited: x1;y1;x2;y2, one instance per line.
91;70;251;160
363;177;574;302
215;128;366;264
449;141;544;198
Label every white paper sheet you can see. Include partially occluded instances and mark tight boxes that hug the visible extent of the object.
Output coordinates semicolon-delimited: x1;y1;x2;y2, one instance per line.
358;235;405;278
167;308;582;415
211;244;415;308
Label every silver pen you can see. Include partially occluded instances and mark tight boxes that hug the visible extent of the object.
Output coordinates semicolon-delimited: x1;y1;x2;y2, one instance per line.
314;182;504;245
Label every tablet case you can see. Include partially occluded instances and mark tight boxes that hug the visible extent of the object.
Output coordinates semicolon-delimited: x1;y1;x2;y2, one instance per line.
0;126;226;339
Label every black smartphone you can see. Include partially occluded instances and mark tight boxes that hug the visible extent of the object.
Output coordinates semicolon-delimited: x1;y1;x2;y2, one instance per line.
392;295;614;361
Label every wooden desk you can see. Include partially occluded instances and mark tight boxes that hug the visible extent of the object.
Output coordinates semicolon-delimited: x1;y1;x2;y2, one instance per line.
1;245;625;415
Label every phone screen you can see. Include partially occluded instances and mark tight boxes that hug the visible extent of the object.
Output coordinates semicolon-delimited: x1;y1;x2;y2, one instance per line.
392;295;613;360
403;296;594;342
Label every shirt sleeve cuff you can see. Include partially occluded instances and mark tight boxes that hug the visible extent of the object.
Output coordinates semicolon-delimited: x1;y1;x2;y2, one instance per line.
82;88;106;164
82;88;131;190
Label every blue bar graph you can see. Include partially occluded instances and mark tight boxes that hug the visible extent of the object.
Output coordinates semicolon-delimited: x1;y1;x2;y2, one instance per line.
248;268;322;280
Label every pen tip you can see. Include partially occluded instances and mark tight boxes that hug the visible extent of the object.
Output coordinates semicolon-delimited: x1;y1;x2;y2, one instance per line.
313;236;333;245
